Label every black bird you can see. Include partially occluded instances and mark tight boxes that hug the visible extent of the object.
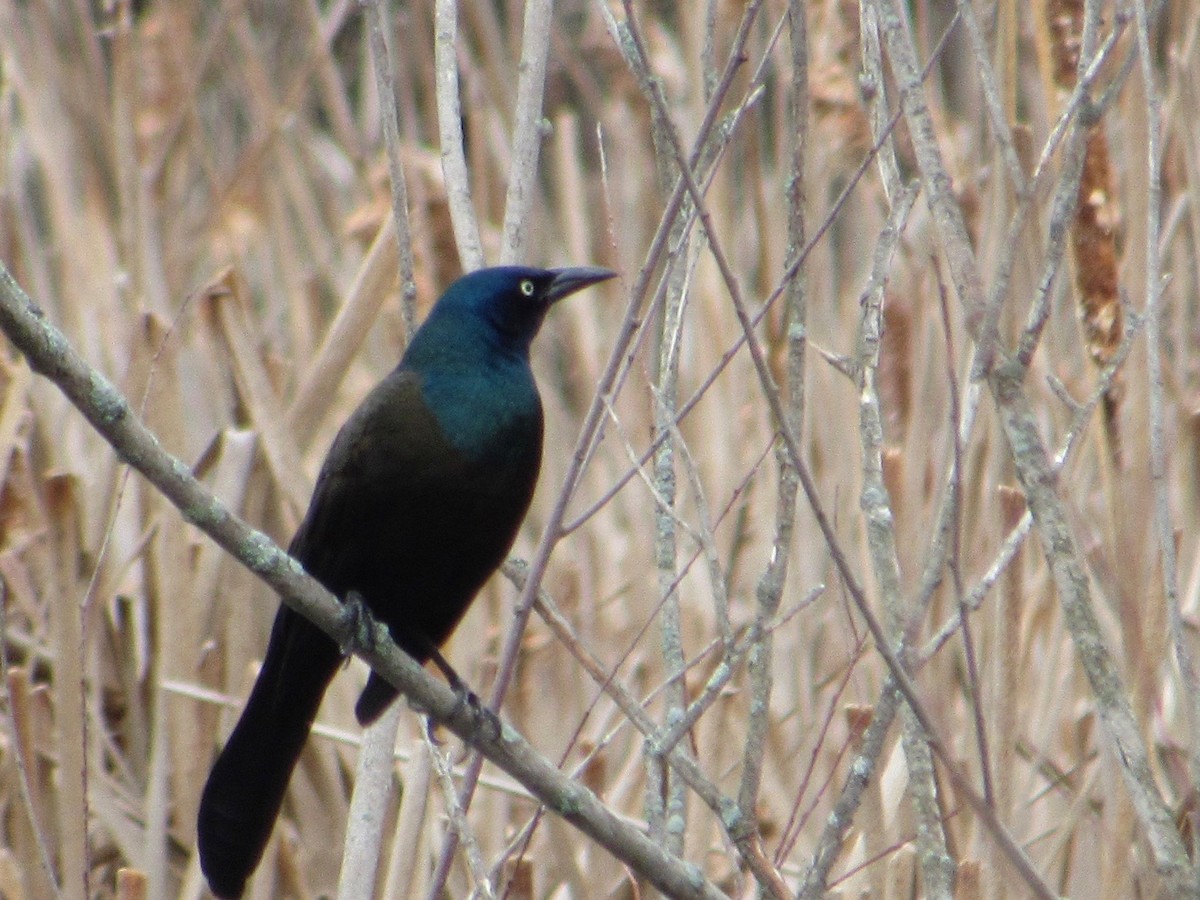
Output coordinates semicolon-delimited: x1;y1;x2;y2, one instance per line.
197;265;614;899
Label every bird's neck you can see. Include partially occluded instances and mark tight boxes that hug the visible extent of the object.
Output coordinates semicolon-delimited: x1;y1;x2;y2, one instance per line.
404;305;533;371
402;313;542;462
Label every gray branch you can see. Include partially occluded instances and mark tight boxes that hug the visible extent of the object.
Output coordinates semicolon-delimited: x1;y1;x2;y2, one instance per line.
0;264;729;900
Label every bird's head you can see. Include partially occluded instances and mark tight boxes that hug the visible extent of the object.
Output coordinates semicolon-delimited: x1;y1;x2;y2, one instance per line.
418;266;616;359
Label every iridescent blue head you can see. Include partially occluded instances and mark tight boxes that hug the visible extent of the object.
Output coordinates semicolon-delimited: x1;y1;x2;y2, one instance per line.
407;266;616;365
399;264;615;459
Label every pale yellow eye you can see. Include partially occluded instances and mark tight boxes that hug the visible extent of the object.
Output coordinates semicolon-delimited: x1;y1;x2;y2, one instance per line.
520;279;535;297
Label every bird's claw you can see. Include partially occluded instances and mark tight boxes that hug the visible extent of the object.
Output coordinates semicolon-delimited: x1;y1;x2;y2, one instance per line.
452;686;501;742
477;704;502;742
420;645;499;739
424;715;444;746
337;590;375;656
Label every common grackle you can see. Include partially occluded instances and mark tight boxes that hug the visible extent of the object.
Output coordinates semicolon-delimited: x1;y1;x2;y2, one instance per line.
197;265;614;899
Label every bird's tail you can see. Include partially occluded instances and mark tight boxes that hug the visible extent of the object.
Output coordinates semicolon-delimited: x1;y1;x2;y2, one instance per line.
197;605;342;899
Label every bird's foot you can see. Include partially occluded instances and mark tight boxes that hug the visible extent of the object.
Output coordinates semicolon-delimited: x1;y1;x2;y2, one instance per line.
420;645;500;740
450;687;502;743
423;693;499;750
474;696;503;743
337;590;377;656
424;715;444;746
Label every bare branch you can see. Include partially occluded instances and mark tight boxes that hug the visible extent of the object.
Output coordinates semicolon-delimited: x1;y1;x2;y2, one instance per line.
0;261;729;900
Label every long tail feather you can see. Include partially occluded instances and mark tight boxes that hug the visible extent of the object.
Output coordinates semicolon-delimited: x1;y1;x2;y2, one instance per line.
197;606;341;899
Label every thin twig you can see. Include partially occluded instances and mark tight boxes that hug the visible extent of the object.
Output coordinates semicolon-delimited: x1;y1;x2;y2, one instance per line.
738;0;808;842
362;0;418;338
1134;0;1200;838
434;0;485;270
498;0;553;264
936;267;994;809
921;308;1146;664
426;726;496;900
856;179;956;898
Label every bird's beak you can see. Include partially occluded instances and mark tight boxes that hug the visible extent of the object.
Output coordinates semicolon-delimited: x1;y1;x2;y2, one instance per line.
543;266;617;305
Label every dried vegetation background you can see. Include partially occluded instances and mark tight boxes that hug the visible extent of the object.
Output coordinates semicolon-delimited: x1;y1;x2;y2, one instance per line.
0;0;1198;898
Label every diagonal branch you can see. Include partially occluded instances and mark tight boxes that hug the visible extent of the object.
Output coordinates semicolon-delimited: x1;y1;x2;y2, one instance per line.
0;263;729;900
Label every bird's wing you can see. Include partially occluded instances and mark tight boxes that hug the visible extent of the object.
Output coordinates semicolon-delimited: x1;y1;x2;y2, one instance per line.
286;368;463;587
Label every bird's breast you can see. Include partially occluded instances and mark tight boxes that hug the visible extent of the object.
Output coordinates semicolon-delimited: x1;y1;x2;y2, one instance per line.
419;367;543;465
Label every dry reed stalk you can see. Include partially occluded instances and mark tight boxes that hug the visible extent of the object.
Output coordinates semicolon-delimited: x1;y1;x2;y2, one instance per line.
205;272;309;524
45;476;88;900
1035;0;1125;464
